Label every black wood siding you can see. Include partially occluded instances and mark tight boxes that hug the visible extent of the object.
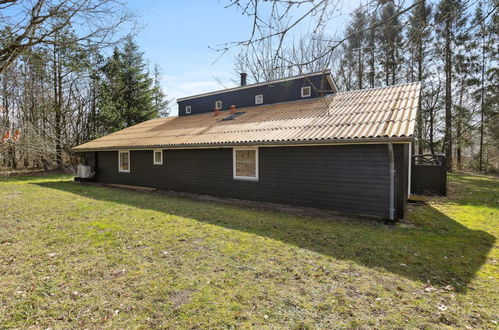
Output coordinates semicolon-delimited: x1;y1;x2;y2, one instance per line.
177;74;333;116
394;144;409;219
85;144;410;219
411;165;447;195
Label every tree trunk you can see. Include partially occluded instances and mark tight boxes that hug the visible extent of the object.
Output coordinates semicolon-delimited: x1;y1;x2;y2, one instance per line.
416;0;425;155
369;46;375;88
53;44;63;170
443;19;453;172
479;35;485;172
357;48;363;90
429;108;435;154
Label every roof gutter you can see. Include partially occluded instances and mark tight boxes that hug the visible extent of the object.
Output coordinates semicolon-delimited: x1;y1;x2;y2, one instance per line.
72;137;414;152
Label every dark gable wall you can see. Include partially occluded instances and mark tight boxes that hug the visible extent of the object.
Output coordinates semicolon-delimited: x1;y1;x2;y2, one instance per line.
177;74;333;116
86;144;410;219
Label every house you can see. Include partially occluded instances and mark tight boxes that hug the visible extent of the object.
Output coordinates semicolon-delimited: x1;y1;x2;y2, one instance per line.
73;70;420;220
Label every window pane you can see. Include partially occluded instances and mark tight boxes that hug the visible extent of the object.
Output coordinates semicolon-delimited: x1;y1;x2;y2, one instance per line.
154;151;161;163
120;152;129;170
235;150;256;177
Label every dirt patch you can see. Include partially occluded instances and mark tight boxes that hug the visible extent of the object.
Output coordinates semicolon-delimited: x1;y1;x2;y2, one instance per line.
170;289;193;308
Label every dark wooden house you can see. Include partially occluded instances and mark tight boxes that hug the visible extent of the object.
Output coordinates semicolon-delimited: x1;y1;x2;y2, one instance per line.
73;70;420;220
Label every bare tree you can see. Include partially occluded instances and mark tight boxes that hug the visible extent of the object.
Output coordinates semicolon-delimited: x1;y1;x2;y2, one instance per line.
0;0;133;74
219;0;422;75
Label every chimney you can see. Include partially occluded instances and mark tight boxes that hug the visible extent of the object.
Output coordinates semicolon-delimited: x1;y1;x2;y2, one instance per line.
240;72;247;86
230;105;237;114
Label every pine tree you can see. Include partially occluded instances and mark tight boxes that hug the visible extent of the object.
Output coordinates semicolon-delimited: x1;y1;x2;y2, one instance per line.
366;9;378;89
407;0;432;154
152;64;170;118
98;37;161;134
435;0;466;171
379;0;404;86
470;2;498;172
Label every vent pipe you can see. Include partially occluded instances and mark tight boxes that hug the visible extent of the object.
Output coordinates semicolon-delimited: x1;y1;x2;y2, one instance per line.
240;73;247;86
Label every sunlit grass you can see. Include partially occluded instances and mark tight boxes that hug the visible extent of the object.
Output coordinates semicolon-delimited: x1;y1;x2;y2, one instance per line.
0;173;497;328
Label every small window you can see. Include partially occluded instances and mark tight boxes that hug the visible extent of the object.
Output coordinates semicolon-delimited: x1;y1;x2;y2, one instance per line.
185;105;191;114
233;147;258;181
255;94;263;104
301;86;311;98
215;100;222;110
118;150;130;173
153;149;163;165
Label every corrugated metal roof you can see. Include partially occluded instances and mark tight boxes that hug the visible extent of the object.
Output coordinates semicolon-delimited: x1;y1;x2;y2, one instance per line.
73;82;420;151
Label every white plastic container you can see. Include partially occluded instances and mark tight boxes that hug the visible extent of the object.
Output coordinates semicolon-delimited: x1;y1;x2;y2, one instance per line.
77;164;92;178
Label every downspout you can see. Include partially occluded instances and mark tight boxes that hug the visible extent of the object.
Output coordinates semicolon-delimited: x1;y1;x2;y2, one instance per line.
388;143;395;221
408;143;412;197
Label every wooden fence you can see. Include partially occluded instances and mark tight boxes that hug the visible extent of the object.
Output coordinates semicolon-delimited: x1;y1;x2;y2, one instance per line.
411;154;447;196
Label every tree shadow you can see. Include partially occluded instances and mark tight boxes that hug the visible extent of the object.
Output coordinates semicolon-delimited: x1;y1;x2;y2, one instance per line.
34;181;495;293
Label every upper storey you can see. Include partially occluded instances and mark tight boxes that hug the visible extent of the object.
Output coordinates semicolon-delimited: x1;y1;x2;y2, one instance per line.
177;70;338;116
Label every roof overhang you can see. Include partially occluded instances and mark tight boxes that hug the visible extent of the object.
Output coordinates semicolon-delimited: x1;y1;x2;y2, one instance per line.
72;136;413;152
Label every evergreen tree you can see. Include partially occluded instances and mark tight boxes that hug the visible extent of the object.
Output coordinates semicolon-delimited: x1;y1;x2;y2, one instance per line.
347;8;368;90
469;2;498;172
379;0;404;86
366;9;378;89
407;0;432;154
152;64;171;118
98;37;162;134
435;0;466;171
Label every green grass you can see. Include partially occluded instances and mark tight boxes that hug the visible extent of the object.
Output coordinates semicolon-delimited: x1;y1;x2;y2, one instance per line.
0;173;497;328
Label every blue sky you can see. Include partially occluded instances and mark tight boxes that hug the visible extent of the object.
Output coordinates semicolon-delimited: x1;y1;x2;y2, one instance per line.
126;0;362;115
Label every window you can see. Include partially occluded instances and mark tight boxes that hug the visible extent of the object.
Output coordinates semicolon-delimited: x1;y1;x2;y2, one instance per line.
233;147;258;181
185;105;191;114
301;86;311;98
118;150;130;173
153;149;163;165
215;100;222;110
255;94;263;104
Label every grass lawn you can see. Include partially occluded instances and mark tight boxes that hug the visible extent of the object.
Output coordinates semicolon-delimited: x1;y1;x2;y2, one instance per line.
0;173;497;328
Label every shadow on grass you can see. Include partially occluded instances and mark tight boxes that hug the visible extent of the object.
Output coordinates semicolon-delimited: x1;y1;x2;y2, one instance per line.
35;180;495;293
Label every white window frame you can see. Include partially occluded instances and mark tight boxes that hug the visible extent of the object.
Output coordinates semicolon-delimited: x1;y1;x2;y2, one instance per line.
233;147;259;181
215;100;222;110
255;94;263;104
185;105;191;114
301;86;311;98
153;149;163;165
118;150;130;173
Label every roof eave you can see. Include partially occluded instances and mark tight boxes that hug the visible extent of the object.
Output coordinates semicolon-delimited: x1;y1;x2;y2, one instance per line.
72;136;414;152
